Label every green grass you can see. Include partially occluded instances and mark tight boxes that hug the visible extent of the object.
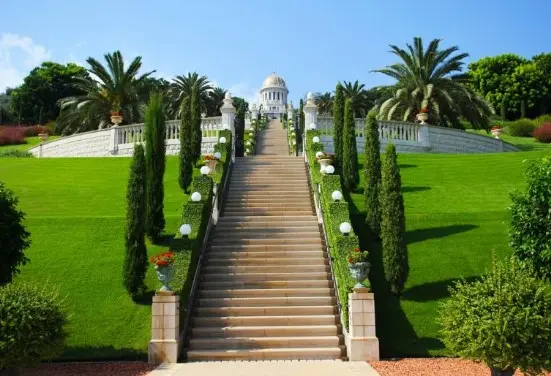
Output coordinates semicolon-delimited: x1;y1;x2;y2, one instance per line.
0;136;60;152
0;157;187;360
349;150;550;357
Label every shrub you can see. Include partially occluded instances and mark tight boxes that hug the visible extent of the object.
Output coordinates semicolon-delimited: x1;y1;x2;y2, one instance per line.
0;182;31;286
533;114;551;126
123;144;148;298
0;150;33;158
509;156;551;279
342;98;359;191
507;118;536;137
179;97;193;191
439;258;551;376
364;112;382;236
0;283;67;370
333;83;345;166
191;85;202;163
380;143;409;295
0;127;25;146
22;125;49;137
144;93;166;241
533;123;551;143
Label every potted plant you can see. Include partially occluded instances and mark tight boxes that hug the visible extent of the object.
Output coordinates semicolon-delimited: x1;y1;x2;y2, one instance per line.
110;111;123;126
150;251;175;292
317;151;334;168
416;106;429;124
203;154;218;172
491;125;503;139
348;247;370;289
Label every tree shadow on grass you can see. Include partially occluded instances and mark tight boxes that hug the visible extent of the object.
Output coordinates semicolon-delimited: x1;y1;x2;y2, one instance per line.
398;164;417;169
133;289;155;306
402;186;431;193
152;233;175;247
57;345;148;362
406;224;478;245
402;276;480;302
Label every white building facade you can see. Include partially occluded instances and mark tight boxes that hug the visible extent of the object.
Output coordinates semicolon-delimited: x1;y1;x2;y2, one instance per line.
259;73;288;119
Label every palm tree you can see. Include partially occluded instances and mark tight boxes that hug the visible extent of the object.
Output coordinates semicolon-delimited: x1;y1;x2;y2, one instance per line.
374;37;493;129
342;81;374;117
57;51;154;134
168;72;212;118
206;87;227;116
314;92;333;115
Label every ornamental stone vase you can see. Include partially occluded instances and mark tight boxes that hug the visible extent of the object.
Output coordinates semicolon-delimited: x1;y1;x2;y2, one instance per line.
416;112;429;125
491;128;503;139
206;160;218;173
155;265;174;292
318;158;333;168
349;262;370;289
110;115;123;126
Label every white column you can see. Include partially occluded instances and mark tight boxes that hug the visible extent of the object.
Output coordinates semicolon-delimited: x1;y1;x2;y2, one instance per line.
108;127;119;155
220;92;237;162
417;124;431;150
303;92;318;159
287;101;294;123
148;295;179;364
251;103;258;121
347;288;379;361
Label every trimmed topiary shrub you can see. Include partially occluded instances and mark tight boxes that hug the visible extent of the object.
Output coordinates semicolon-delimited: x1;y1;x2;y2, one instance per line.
0;127;25;146
123;144;148;298
509;155;551;279
507;118;536;137
0;182;31;286
333;83;345;167
533;123;551;143
144;93;166;241
364;112;381;237
380;143;408;295
342;98;359;191
439;258;551;376
533;114;551;126
0;283;67;371
179;97;193;191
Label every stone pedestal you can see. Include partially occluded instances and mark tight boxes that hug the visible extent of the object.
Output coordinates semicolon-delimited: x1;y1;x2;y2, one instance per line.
220;93;237;162
303;92;318;159
148;294;180;364
347;288;379;361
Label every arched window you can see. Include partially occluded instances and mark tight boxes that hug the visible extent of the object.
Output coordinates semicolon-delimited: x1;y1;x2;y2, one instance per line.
277;92;280;100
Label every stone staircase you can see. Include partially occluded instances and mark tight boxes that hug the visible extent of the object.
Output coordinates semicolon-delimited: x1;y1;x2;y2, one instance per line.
185;121;344;361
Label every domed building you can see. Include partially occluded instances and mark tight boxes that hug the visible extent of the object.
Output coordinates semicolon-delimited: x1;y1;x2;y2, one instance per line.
259;72;288;120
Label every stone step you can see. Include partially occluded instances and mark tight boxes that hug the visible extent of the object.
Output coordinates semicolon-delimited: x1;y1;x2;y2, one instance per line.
186;347;343;361
195;296;337;307
188;335;342;349
200;272;331;282
199;280;332;289
205;250;325;258
217;215;316;222
198;288;334;298
214;224;319;231
224;202;312;209
209;237;322;246
204;257;327;266
223;210;314;216
228;184;309;191
226;190;312;196
223;199;313;206
191;314;339;326
210;231;319;240
190;324;340;337
209;244;324;252
203;264;329;274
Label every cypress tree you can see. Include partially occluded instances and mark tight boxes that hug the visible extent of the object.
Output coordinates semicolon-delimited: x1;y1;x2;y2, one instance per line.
333;83;345;167
380;143;409;295
298;99;305;149
235;102;245;157
191;85;202;163
179;97;193;192
364;112;382;236
123;144;148;298
342;98;359;191
144;93;166;241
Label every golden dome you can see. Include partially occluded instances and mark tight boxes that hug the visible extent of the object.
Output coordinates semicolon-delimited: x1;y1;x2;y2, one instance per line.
262;73;287;89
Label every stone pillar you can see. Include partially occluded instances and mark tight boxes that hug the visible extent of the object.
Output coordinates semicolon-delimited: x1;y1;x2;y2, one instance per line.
108;127;119;155
251;103;258;122
287;101;294;124
347;287;379;361
148;294;180;364
220;92;237;162
417;124;431;150
303;92;318;159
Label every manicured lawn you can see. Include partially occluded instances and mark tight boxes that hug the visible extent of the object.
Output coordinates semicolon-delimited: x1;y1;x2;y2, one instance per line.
349;150;550;357
0;157;187;360
0;136;60;152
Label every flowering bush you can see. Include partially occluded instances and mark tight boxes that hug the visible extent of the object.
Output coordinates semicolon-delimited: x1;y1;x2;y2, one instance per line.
150;251;175;268
347;247;369;264
534;123;551;143
0;127;26;146
316;152;334;160
490;125;502;131
111;111;121;117
203;154;216;161
23;125;49;137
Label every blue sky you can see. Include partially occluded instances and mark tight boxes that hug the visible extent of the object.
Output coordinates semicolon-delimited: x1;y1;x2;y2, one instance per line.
1;0;550;104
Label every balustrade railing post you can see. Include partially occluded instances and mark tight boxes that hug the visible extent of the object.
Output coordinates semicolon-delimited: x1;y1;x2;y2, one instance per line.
108;126;119;155
418;124;431;150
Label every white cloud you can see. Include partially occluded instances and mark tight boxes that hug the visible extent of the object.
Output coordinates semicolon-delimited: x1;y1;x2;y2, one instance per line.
227;81;261;105
0;33;51;91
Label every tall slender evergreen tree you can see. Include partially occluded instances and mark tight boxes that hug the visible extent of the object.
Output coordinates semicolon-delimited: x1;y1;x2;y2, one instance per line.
144;93;166;241
123;144;148;298
364;112;382;236
298;99;305;149
190;85;202;163
333;83;345;166
342;98;359;191
381;143;409;295
235;102;245;157
179;97;193;192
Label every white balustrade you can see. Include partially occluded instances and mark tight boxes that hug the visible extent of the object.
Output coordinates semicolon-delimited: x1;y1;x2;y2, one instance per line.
315;117;420;143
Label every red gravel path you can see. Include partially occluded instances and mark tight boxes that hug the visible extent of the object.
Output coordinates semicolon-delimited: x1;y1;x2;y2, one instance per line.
18;362;155;376
372;358;551;376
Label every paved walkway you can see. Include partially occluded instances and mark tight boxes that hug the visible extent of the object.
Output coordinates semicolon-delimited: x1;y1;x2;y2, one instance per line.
148;360;379;376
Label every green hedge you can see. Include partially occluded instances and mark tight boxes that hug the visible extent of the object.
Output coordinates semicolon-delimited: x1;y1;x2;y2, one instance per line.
304;129;365;329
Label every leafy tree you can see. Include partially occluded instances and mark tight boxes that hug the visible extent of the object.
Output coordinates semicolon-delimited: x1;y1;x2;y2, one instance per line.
0;182;31;286
533;53;551;114
169;72;212;118
123;144;148;298
364;112;382;236
57;51;154;134
9;62;89;125
190;85;202;163
136;77;170;106
0;91;16;125
376;37;493;129
314;92;333;115
342;80;373;117
206;87;226;116
380;143;408;295
366;85;395;109
509;156;551;279
179;97;193;191
235;101;245;157
232;96;249;113
333;83;345;167
144;93;166;241
440;258;551;376
342;98;359;191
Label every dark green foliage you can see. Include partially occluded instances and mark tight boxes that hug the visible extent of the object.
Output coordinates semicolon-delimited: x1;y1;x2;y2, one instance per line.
0;283;67;370
0;182;31;286
144;93;166;241
298;99;305;150
381;143;408;295
235;101;245;157
0;150;33;158
439;258;551;375
333;83;345;167
509;156;551;279
364;112;382;236
507;118;536;137
179;97;193;192
520;99;527;119
192;176;213;201
123;144;148;298
342;98;359;191
191;85;202;163
305;130;325;184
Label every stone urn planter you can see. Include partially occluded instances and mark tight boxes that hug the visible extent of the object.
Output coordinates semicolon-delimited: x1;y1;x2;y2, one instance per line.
155;265;174;292
416;112;429;125
491;128;503;139
318;158;333;168
205;159;218;173
110;115;123;126
38;133;49;142
349;262;370;289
